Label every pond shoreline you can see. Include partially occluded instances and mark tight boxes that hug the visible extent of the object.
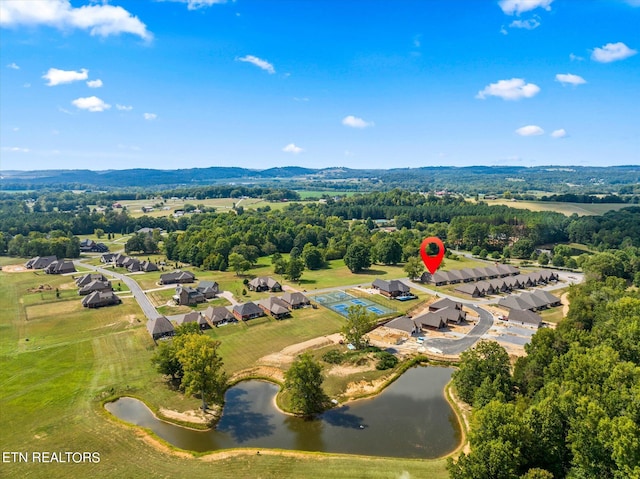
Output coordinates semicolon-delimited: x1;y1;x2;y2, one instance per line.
103;362;467;460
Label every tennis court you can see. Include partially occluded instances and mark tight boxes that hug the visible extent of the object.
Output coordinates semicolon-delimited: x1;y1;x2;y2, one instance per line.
310;291;396;318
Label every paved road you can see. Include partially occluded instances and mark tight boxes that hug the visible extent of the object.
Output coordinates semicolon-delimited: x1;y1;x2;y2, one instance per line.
422;305;494;355
74;260;162;320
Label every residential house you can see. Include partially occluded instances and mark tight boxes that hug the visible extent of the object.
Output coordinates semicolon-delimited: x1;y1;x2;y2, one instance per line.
75;273;107;287
233;302;265;321
495;263;519;276
203;306;236;327
531;289;561;307
431;306;466;324
413;312;447;330
371;279;411;298
146;316;175;341
420;271;450;286
196;281;219;299
475;281;495;296
79;239;109;253
45;260;76;274
100;253;116;263
257;297;290;319
175;311;210;330
82;290;121;308
125;258;142;272
488;278;510;293
78;280;112;296
247;276;282;292
455;283;483;298
383;316;419;336
160;270;196;285
128;260;159;273
280;292;310;309
25;256;57;269
429;298;463;311
498;295;534;311
508;309;543;329
174;286;205;305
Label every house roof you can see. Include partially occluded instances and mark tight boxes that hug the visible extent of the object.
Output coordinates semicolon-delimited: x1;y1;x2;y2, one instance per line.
248;276;281;289
281;291;310;306
25;256;57;269
372;279;410;293
508;309;542;327
147;316;175;336
204;306;234;323
413;312;446;329
82;290;118;306
79;280;111;293
431;307;465;323
455;283;481;295
430;298;462;311
175;311;205;326
384;316;417;334
257;297;290;315
531;289;560;304
76;273;106;286
498;295;533;311
161;270;195;282
233;302;263;317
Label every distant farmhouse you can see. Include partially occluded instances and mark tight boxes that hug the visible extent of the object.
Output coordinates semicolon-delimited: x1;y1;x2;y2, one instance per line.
79;239;109;253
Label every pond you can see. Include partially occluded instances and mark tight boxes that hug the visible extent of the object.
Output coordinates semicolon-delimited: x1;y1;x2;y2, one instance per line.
105;366;461;458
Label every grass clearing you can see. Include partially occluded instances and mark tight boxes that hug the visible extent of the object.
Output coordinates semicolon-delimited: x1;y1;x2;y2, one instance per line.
484;199;629;216
1;265;452;478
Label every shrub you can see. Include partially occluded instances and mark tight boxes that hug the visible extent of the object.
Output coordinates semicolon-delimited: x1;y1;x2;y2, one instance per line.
375;351;398;370
322;349;344;364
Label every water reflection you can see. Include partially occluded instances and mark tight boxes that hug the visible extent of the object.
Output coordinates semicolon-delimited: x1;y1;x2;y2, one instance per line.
106;366;461;458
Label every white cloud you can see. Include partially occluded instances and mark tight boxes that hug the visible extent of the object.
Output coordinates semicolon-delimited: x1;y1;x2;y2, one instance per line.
551;128;568;138
86;79;103;88
143;113;157;120
569;53;585;62
282;143;303;154
7;62;20;70
2;146;30;153
162;0;228;10
516;125;544;136
237;55;275;74
116;104;133;111
623;0;640;6
591;42;637;63
500;25;508;35
499;0;553;15
342;115;374;128
509;18;540;29
43;67;88;86
476;78;540;100
0;0;152;41
555;73;586;86
71;96;111;112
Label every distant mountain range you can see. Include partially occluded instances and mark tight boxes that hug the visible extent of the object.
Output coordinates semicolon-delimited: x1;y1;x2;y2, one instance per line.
1;165;639;192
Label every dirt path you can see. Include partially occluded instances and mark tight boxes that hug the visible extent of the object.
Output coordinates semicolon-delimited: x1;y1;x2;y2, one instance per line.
258;333;342;367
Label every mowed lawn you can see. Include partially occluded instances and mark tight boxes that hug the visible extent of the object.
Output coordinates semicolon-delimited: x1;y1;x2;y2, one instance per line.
0;267;450;478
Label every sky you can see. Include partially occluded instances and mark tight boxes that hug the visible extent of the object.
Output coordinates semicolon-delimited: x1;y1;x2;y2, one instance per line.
1;0;639;171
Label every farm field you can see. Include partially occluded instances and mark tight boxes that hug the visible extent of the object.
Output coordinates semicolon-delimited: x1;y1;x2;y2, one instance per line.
484;199;630;216
1;266;451;478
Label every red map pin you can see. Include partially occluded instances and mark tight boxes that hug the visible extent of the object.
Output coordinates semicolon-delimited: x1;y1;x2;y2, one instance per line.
420;237;445;274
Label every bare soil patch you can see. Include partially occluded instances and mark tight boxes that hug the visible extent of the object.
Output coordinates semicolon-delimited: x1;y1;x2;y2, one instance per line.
3;264;28;273
258;333;342;367
159;407;218;426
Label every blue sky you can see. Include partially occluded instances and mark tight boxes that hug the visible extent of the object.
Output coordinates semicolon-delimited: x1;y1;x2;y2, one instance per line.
1;0;638;171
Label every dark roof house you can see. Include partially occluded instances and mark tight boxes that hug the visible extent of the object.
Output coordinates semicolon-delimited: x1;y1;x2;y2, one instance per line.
78;280;112;296
160;270;196;285
196;281;219;299
174;286;205;305
233;302;264;321
82;290;121;308
203;306;236;326
45;260;76;274
257;297;290;319
384;316;419;335
413;312;446;330
247;276;282;292
372;279;411;298
25;256;57;269
280;292;310;309
147;316;175;340
76;273;107;287
429;298;463;311
508;309;543;328
175;311;210;330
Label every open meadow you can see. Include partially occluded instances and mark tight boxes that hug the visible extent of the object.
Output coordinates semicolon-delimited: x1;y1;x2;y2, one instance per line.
0;261;450;478
484;199;630;216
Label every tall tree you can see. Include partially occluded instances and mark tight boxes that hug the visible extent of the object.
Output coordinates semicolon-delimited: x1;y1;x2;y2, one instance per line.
285;257;305;282
344;242;372;273
373;236;403;265
342;305;376;350
284;353;327;416
403;256;424;280
228;252;250;276
176;334;227;411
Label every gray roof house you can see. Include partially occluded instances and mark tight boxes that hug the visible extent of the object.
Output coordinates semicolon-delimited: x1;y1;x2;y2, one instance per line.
175;311;210;330
100;253;116;263
247;276;282;292
531;289;561;307
203;306;236;326
429;298;463;311
147;316;175;341
384;316;419;335
78;280;112;296
76;273;107;287
372;279;411;298
233;302;265;321
257;297;290;319
455;283;483;298
280;291;310;309
431;306;466;324
25;256;57;269
174;286;205;305
45;260;76;274
508;309;543;328
160;270;196;285
82;290;121;308
413;312;447;330
196;281;219;299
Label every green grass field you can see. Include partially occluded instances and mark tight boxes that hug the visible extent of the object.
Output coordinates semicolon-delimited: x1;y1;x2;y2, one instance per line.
0;263;451;478
484;199;629;216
